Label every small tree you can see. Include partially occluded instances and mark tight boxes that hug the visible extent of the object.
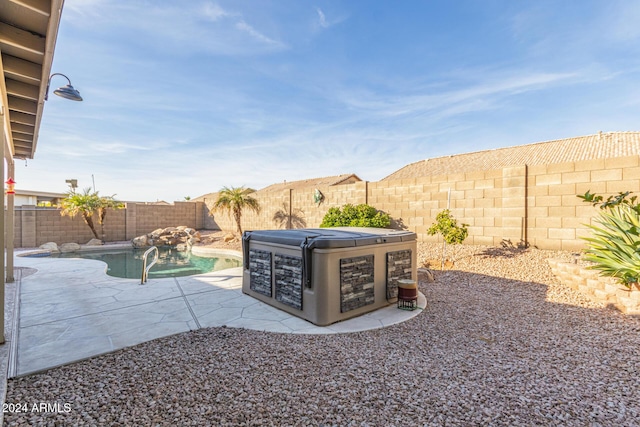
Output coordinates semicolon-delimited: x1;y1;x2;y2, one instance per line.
59;188;101;240
427;209;469;269
212;186;261;235
319;204;391;228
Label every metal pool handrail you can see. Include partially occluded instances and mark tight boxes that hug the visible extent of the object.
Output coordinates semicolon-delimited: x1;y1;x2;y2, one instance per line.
141;246;159;284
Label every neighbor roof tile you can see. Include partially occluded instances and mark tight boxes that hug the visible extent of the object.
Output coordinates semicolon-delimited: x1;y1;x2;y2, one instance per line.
382;132;640;181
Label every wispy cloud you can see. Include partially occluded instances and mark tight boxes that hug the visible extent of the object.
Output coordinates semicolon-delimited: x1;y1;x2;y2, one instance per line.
317;8;328;28
235;20;283;46
605;1;640;42
334;70;576;119
314;7;346;30
62;0;286;55
201;2;230;22
24;1;640;202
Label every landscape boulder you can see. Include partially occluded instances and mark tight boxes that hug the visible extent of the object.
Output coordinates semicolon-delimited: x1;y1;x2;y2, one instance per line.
132;235;149;248
86;239;103;246
39;242;59;253
60;243;81;253
132;226;200;248
149;228;165;239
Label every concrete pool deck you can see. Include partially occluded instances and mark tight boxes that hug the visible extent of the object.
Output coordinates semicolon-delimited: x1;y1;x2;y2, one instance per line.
3;249;425;378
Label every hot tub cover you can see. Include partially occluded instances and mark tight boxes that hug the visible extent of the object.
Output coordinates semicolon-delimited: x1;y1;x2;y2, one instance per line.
243;227;415;248
242;227;416;287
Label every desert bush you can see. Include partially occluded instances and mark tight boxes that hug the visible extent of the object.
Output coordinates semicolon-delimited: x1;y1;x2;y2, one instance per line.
578;191;640;288
427;209;469;268
319;204;391;228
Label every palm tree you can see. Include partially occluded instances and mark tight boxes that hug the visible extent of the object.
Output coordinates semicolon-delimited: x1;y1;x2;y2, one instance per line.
59;188;101;240
212;186;261;235
96;195;124;242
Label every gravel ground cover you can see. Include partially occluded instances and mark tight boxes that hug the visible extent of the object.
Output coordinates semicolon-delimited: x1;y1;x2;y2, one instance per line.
5;243;640;426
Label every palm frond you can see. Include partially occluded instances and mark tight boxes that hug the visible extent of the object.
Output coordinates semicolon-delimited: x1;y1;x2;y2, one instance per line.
581;204;640;287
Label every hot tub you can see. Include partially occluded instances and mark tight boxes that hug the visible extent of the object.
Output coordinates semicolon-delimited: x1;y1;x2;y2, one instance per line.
242;227;417;326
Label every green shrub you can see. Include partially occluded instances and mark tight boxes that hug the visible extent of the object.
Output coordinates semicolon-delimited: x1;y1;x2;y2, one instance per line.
427;209;469;268
427;209;469;245
319;204;391;228
578;191;640;288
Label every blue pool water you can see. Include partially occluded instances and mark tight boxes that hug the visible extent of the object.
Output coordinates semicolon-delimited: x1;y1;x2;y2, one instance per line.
51;247;242;279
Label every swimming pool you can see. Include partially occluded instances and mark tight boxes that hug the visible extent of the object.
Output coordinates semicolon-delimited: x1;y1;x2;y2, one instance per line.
50;247;242;279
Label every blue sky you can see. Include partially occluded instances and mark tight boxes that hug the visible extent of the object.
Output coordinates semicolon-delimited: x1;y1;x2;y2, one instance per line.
22;0;640;202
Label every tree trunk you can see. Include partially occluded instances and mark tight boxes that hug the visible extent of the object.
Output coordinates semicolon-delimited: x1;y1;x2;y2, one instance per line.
82;213;100;240
234;209;242;235
99;208;107;242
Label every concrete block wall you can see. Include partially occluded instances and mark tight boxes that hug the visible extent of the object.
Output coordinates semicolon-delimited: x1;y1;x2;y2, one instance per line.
18;206;35;248
200;194;220;230
13;207;126;247
202;183;368;234
203;190;291;233
528;155;640;251
13;202;203;247
125;203;137;240
135;202;201;233
242;190;291;232
17;154;637;250
200;154;640;251
370;168;509;246
14;205;22;248
298;181;368;227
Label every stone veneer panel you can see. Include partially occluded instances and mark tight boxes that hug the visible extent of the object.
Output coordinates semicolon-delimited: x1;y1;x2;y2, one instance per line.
249;249;272;297
275;254;303;310
340;255;375;313
386;250;412;300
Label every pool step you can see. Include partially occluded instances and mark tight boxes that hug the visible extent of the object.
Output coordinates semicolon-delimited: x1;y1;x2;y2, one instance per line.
149;267;204;277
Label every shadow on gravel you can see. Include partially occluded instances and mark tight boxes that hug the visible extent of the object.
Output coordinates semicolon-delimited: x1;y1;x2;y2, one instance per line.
475;246;528;259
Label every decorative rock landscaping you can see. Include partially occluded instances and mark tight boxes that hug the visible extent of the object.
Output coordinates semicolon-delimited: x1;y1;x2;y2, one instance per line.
38;242;59;252
5;242;640;426
548;259;640;315
59;242;81;253
132;226;201;248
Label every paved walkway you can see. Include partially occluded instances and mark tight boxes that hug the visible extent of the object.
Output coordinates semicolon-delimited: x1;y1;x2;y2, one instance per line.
5;250;425;378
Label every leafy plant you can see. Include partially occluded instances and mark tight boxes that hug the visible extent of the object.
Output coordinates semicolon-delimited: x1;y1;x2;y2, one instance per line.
60;189;123;242
60;188;102;240
578;190;640;214
212;186;261;235
427;209;469;268
579;191;640;288
319;204;391;228
427;209;469;244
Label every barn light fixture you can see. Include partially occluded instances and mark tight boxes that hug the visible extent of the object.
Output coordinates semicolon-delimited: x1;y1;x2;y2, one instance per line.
45;73;83;101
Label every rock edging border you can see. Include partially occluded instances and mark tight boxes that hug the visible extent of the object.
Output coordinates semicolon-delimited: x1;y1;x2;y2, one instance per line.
548;259;640;315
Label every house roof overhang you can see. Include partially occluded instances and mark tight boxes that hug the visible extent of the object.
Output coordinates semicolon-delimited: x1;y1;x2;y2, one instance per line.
0;0;64;161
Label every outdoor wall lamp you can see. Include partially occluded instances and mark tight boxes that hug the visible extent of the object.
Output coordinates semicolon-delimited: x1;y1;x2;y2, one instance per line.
45;73;83;101
5;178;15;195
